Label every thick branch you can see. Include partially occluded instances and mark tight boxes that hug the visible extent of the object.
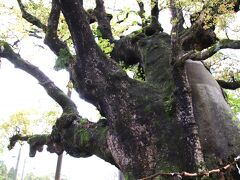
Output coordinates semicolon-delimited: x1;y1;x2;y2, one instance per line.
217;80;240;90
57;118;115;164
0;41;77;113
170;0;205;171
55;0;137;121
57;0;100;59
187;39;240;61
8;117;115;166
94;0;113;41
44;0;69;56
172;66;205;171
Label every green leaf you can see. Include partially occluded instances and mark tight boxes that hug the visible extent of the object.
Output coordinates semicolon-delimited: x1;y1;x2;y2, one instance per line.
54;48;71;70
226;90;240;115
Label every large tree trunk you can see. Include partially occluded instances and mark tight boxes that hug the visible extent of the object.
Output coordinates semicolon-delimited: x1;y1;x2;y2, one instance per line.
67;29;240;178
2;0;240;180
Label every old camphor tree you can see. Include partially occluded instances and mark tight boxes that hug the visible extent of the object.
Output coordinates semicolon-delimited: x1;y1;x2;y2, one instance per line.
1;0;240;179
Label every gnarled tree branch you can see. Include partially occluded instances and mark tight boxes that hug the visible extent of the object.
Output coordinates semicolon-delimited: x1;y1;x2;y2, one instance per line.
0;41;77;113
8;118;115;166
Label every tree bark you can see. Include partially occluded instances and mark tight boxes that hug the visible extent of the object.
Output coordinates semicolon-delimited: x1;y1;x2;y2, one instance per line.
1;0;240;179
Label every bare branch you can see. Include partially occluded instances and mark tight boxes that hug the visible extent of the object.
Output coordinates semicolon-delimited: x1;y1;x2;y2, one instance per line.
16;0;47;32
0;41;77;113
217;80;240;90
94;0;113;41
180;1;215;41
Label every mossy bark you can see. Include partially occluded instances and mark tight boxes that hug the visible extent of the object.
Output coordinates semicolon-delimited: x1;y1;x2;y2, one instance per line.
57;31;240;178
56;0;240;178
4;1;240;179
